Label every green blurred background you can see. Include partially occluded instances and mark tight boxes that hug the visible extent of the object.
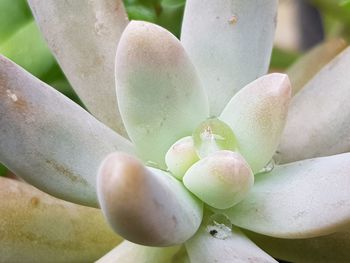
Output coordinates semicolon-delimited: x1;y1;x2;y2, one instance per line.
1;0;350;176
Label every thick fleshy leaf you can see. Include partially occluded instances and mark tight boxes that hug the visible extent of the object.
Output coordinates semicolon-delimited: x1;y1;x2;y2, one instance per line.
245;229;350;263
181;0;277;116
0;176;122;263
0;55;134;207
183;151;254;209
165;136;199;180
225;153;350;238
97;152;203;246
27;0;129;135
278;47;350;164
116;21;208;167
287;38;347;96
220;73;291;173
96;241;180;263
186;224;277;263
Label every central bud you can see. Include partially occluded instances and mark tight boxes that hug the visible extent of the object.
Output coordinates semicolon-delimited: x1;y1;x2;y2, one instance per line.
192;117;238;158
165;118;254;210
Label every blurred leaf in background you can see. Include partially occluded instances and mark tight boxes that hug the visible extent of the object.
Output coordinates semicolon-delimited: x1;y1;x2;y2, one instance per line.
270;48;300;70
309;0;350;41
161;0;185;7
124;0;158;22
0;164;6;177
123;0;185;38
0;0;31;41
1;20;55;77
341;0;350;9
157;0;185;38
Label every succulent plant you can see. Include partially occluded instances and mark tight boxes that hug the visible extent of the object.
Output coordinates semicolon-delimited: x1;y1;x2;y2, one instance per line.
1;0;350;262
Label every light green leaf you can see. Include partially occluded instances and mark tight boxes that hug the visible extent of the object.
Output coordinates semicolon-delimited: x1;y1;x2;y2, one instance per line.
183;151;253;209
116;21;208;167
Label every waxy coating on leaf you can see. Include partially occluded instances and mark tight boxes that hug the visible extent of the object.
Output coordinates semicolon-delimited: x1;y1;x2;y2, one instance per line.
97;152;203;246
287;38;347;96
165;136;199;180
278;47;350;163
183;151;254;209
116;20;209;168
221;73;291;173
225;153;350;239
181;0;278;116
27;0;129;136
0;176;121;263
0;55;134;207
186;224;277;263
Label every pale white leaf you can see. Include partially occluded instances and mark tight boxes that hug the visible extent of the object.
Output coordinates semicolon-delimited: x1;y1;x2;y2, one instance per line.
181;0;277;115
225;153;350;238
28;0;129;135
186;224;277;263
0;55;134;207
279;47;350;163
97;152;203;246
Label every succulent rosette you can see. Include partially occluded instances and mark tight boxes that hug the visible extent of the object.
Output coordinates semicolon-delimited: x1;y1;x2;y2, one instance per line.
0;0;350;262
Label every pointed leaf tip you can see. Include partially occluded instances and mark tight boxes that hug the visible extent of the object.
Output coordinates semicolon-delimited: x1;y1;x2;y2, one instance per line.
221;73;291;173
